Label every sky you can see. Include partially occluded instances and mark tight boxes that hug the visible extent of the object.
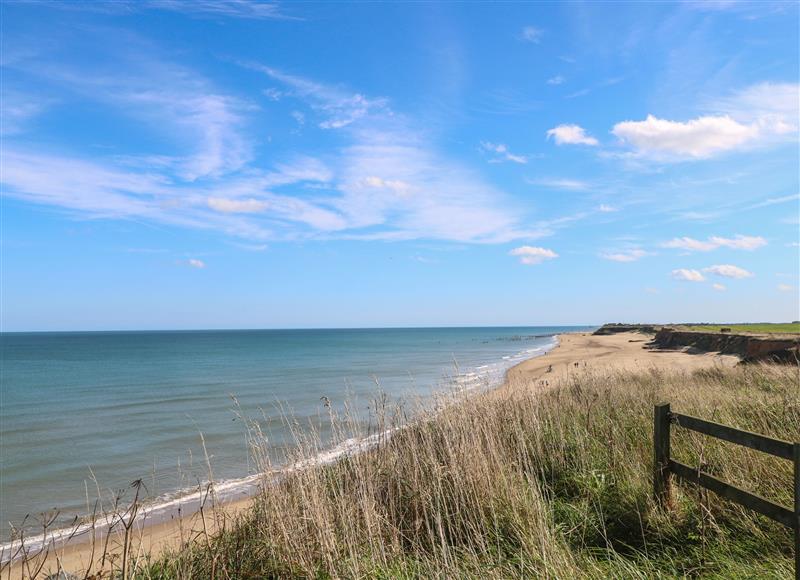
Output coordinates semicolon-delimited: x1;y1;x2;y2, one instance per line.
1;0;799;331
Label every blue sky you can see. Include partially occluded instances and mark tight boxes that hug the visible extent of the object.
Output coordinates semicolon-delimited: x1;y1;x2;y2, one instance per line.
2;0;798;331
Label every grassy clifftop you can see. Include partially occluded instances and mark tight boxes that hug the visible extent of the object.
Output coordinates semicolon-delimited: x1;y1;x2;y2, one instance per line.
132;364;798;579
679;323;800;334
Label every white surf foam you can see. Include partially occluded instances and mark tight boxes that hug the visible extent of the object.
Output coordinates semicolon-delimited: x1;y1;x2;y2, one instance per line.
0;335;558;564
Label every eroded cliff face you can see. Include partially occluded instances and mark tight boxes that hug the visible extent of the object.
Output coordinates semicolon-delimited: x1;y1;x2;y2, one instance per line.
651;328;800;363
593;324;661;335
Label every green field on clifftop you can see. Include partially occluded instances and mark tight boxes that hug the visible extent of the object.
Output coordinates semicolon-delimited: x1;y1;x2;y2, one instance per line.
681;323;800;334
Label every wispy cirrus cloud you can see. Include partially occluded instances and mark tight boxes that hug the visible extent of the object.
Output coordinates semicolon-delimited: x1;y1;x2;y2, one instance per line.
480;141;527;164
528;177;590;191
661;234;767;252
565;76;624;100
245;63;390;130
9;45;254;181
0;90;54;135
143;0;296;20
745;193;800;210
4;39;549;246
521;26;544;43
246;66;548;243
601;248;648;262
33;0;298;20
208;198;269;214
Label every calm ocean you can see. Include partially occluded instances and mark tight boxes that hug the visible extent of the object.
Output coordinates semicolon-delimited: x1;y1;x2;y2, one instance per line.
0;326;592;538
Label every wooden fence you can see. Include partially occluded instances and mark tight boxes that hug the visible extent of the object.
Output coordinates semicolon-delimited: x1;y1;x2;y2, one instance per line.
653;403;799;579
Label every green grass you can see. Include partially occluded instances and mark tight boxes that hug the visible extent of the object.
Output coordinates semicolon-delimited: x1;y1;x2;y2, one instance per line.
126;363;798;579
681;323;800;334
19;364;796;578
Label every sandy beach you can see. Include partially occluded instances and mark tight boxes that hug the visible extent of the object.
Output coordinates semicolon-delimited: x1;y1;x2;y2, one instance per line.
506;331;739;385
5;331;741;578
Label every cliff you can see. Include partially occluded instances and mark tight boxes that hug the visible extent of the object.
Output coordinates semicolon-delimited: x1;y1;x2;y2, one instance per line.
593;323;661;335
650;328;800;363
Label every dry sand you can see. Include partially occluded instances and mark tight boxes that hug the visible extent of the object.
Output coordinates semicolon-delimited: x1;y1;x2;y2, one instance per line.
506;331;739;386
4;331;740;578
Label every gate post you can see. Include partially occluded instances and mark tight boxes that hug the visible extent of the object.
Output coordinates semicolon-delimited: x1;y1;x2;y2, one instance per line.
654;403;672;507
793;443;800;580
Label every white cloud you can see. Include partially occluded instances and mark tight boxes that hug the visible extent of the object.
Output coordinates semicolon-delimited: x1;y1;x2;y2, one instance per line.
662;235;767;252
778;284;795;292
208;197;269;214
665;237;718;251
612;115;756;158
187;258;206;269
521;26;543;43
546;75;565;86
672;269;706;282
712;283;726;291
290;110;305;125
712;83;799;135
611;83;799;160
509;246;558;265
598;204;618;213
546;124;598;146
601;249;648;262
703;264;753;279
480;142;527;164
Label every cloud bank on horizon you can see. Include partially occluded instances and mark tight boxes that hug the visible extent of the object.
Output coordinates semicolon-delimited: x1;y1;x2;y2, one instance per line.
1;0;798;329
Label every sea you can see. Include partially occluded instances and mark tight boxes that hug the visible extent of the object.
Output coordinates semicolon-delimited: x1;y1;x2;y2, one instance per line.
0;326;593;542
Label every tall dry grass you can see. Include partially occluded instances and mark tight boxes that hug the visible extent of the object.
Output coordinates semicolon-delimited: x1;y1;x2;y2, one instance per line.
135;362;799;579
7;363;799;578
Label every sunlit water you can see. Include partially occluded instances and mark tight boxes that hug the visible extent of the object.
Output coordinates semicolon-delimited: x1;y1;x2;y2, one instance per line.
0;326;592;537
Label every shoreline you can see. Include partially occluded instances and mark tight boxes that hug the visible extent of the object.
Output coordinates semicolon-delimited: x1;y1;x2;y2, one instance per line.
3;334;560;576
5;331;740;577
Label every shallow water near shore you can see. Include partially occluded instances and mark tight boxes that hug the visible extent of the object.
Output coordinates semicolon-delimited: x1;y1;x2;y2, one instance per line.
1;326;592;539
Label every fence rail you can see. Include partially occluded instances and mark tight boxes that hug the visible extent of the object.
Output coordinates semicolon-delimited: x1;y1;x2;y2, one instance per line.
653;403;800;579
